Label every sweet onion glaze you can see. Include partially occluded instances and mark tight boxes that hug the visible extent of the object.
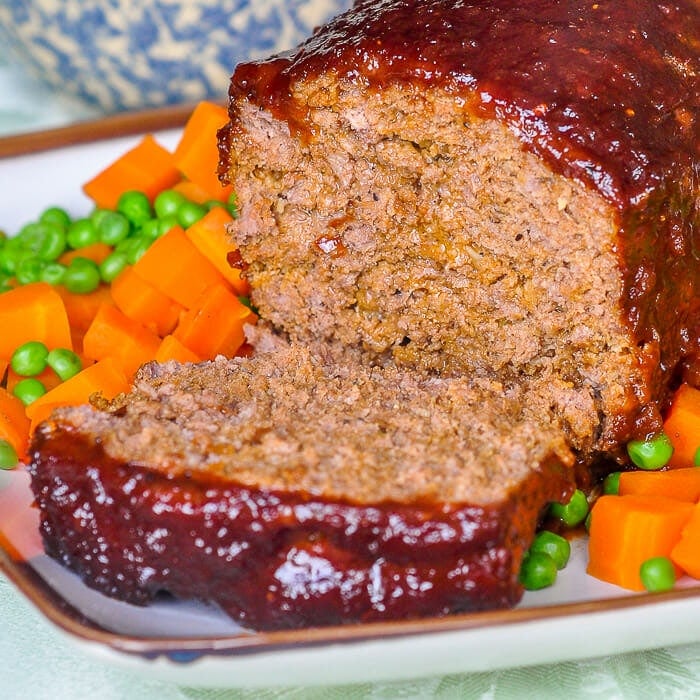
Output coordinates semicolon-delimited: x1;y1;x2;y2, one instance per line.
221;0;700;437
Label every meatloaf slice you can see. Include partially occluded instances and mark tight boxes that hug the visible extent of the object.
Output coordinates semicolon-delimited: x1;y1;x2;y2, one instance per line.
29;329;573;630
219;0;700;458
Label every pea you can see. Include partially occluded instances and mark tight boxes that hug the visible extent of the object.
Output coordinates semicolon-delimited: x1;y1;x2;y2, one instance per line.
205;199;225;211
519;551;558;590
67;218;99;249
99;251;129;283
639;556;676;592
0;246;20;275
90;208;112;229
40;261;67;286
10;340;49;377
139;218;161;241
549;488;589;527
603;471;621;495
63;257;101;294
117;190;152;227
17;221;66;261
0;273;13;293
40;206;71;229
694;447;700;467
97;211;130;246
13;377;46;406
125;235;152;265
154;189;186;218
529;530;571;570
15;256;46;285
176;200;208;228
0;439;18;470
46;348;82;381
157;214;179;237
627;433;674;470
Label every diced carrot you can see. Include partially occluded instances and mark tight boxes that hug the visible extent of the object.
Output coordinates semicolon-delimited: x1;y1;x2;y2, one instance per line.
587;494;693;591
131;226;226;309
171;180;213;205
0;283;72;360
155;335;203;364
671;502;700;579
173;282;256;360
0;387;31;460
618;467;700;503
58;242;113;266
664;384;700;468
185;207;249;294
56;284;114;334
173;101;232;200
110;266;183;337
83;134;182;210
82;303;161;379
26;357;130;428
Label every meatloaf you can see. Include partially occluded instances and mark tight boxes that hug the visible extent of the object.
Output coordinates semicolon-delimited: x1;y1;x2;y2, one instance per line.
219;0;700;456
29;0;700;630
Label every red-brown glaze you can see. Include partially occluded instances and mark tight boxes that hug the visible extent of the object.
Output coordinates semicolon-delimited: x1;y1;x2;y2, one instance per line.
219;0;700;439
28;427;571;630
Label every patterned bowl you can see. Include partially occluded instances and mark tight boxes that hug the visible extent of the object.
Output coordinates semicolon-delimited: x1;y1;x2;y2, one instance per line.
0;0;350;113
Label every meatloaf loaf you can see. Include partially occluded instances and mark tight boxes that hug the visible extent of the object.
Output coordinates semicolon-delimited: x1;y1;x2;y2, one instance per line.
219;0;700;457
29;0;700;630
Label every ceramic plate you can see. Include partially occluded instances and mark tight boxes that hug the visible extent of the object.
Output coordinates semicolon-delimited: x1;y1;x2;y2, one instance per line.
1;117;700;689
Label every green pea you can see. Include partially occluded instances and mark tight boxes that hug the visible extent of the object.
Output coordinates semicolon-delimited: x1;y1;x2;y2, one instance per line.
125;235;152;265
549;488;589;527
176;200;208;228
529;530;571;570
13;377;46;406
39;206;71;229
46;348;82;381
154;189;186;218
15;256;46;285
40;261;67;286
639;556;676;592
10;340;49;377
627;433;674;470
63;257;101;294
67;218;99;250
117;190;153;227
0;246;20;275
694;447;700;467
156;214;179;237
519;551;558;590
17;221;66;261
99;251;129;283
0;439;18;470
139;218;161;241
97;211;131;246
90;208;112;229
205;199;225;211
603;471;621;495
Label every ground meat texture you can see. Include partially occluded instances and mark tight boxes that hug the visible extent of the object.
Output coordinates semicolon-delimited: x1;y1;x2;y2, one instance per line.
29;334;573;630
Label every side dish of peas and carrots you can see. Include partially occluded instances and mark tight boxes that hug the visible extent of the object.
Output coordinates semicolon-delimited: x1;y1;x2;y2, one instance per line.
1;100;700;599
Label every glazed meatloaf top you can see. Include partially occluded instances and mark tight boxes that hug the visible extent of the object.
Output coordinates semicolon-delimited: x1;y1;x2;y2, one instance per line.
223;0;700;208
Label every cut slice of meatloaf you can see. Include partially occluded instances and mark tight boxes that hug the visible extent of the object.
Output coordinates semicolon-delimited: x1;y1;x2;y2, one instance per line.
29;329;574;630
219;0;700;458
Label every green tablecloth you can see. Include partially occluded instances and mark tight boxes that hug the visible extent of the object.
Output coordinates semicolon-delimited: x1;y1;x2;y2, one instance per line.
3;54;700;700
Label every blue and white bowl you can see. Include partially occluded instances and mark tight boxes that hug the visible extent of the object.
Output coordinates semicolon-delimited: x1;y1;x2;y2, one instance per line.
0;0;350;113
